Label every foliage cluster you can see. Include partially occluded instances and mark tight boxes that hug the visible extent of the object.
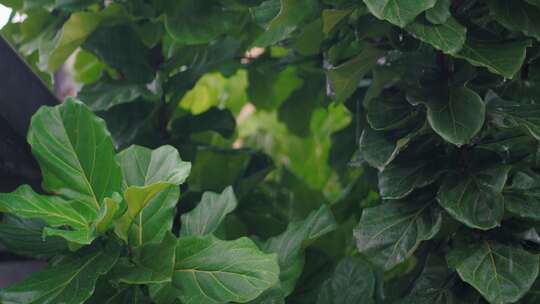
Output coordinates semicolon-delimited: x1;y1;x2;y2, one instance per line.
1;0;540;303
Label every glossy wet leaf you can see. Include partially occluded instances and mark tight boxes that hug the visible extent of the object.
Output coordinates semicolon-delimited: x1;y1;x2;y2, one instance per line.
448;242;539;304
28;98;122;212
180;186;237;236
173;235;279;304
437;166;510;230
354;198;442;270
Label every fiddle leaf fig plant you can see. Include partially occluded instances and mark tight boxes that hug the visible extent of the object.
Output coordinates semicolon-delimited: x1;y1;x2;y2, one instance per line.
0;99;280;303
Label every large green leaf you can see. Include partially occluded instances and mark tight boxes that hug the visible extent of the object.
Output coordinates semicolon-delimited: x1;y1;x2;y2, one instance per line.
316;257;376;304
487;0;540;40
78;81;152;112
0;185;96;244
354;198;442;270
363;0;437;27
116;145;191;246
260;205;337;296
455;38;531;79
0;241;121;304
28;98;122;212
405;17;466;54
425;0;452;24
424;86;485;146
437;166;510;230
180;186;238;237
358;127;413;170
173;235;279;304
113;232;177;284
447;242;539;303
327;47;383;102
366;95;417;131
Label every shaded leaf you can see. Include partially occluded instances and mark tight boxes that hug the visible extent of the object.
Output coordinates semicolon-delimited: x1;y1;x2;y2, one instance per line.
406;17;466;54
363;0;437;27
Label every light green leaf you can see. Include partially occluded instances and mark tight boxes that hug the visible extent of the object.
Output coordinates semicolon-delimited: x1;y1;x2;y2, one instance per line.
0;185;96;244
114;182;172;243
327;47;383;102
116;145;191;246
253;0;319;47
47;3;130;71
322;9;352;35
173;235;279;304
437;166;510;230
316;257;376;304
406;17;466;54
260;205;337;296
487;0;540;40
113;232;177;284
180;186;238;237
363;0;437;27
426;0;452;24
425;86;485;146
448;241;539;304
94;193;121;235
455;38;531;79
354;198;442;270
28;98;122;212
0;241;121;304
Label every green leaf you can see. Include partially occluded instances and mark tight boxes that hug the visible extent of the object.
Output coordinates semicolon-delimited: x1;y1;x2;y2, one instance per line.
358;126;415;171
165;0;242;45
260;205;337;296
455;38;531;79
180;186;238;237
253;0;319;47
316;257;376;304
78;81;151;112
0;240;121;304
487;0;540;40
378;155;444;199
47;3;130;71
0;216;67;259
94;194;121;235
113;232;177;284
0;185;96;244
354;198;442;270
327;47;383;102
437;166;510;230
504;170;540;221
424;86;485;146
426;0;452;24
363;0;437;27
116;145;191;246
402;255;467;303
367;95;417;131
405;17;466;54
488;96;540;140
173;235;279;304
448;241;539;304
322;9;352;35
28;98;122;212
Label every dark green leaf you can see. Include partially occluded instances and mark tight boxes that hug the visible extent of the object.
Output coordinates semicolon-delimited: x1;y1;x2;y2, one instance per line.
487;0;540;40
354;198;442;270
363;0;437;27
437;166;510;230
447;241;539;304
316;257;376;304
426;0;452;24
406;17;466;54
